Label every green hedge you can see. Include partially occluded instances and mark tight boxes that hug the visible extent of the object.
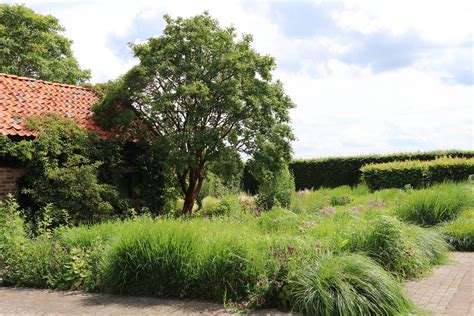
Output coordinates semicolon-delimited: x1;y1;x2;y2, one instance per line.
361;158;474;191
243;150;474;192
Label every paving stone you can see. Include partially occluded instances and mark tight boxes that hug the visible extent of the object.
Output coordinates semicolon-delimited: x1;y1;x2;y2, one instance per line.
405;252;474;316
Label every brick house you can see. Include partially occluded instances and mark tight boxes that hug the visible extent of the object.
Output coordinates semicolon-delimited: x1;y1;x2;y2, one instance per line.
0;73;112;200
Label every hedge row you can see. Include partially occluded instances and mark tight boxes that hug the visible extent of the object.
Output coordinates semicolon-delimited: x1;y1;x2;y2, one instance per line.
361;158;474;191
243;150;474;192
289;150;474;190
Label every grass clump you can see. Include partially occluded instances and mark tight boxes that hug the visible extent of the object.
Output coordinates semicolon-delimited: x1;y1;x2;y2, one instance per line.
396;183;471;226
103;218;265;301
257;207;300;233
442;210;474;251
348;215;448;278
287;253;414;315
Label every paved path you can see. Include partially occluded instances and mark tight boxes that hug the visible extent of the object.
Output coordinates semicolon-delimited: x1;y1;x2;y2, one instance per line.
0;287;291;315
405;252;474;316
0;288;230;315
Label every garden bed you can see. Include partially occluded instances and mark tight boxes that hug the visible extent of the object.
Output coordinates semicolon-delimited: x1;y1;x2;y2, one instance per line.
1;182;472;315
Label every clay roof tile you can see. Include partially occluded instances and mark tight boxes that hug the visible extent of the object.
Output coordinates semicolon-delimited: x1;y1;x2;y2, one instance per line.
0;73;109;138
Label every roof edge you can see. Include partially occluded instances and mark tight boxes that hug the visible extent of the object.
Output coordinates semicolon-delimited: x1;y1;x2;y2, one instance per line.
0;73;95;92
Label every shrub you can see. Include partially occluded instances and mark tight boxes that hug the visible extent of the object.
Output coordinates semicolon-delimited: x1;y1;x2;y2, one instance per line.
361;158;474;191
287;254;414;315
395;183;471;226
197;173;227;203
23;159;117;223
198;195;241;218
0;196;27;270
257;166;295;209
442;210;474;251
285;150;473;191
201;196;221;210
7;114;124;224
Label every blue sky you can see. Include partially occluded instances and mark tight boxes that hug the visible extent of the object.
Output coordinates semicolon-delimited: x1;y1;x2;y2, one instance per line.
8;0;473;158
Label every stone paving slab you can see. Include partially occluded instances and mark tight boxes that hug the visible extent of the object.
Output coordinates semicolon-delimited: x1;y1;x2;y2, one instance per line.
405;252;474;316
0;287;292;315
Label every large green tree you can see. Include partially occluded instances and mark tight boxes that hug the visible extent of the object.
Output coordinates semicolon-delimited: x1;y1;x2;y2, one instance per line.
0;4;90;84
95;13;294;214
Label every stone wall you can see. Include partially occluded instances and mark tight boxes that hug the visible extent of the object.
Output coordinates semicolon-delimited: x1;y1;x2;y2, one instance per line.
0;167;25;201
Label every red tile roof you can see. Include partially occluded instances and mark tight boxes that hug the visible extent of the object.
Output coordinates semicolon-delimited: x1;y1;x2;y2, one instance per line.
0;73;108;138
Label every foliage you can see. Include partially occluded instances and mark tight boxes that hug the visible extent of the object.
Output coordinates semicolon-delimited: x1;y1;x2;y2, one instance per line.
242;150;474;192
287;254;414;315
2;182;463;313
361;158;474;191
290;189;331;214
200;196;221;210
257;207;299;233
395;183;471;226
348;215;448;278
7;114;123;223
132;141;176;214
442;210;474;251
257;166;295;210
330;195;352;206
197;173;227;203
0;4;90;84
94;12;294;213
102;218;266;301
0;195;27;270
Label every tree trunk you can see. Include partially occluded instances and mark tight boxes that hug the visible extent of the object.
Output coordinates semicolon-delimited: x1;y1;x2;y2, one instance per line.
181;161;205;215
182;189;196;214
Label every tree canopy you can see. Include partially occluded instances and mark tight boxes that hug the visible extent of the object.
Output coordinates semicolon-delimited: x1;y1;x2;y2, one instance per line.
0;4;90;84
95;13;294;213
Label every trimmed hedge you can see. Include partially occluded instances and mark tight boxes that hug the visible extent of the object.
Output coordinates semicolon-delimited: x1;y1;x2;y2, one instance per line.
242;150;474;192
361;158;474;191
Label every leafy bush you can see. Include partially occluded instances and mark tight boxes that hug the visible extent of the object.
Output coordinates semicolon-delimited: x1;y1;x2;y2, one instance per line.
0;196;104;290
361;158;474;191
198;173;226;203
287;253;414;315
257;166;295;209
442;210;474;251
201;196;221;210
285;150;474;191
0;196;27;270
23;158;117;223
198;195;241;218
395;183;471;226
7;114;124;224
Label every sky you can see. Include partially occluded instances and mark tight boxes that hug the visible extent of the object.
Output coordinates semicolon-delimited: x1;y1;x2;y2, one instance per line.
7;0;474;158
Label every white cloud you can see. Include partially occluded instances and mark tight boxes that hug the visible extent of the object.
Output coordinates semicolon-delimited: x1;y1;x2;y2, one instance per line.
338;0;473;43
280;65;473;157
4;0;473;157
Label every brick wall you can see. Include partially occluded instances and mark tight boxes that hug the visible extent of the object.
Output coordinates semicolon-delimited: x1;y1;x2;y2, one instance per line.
0;167;25;201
